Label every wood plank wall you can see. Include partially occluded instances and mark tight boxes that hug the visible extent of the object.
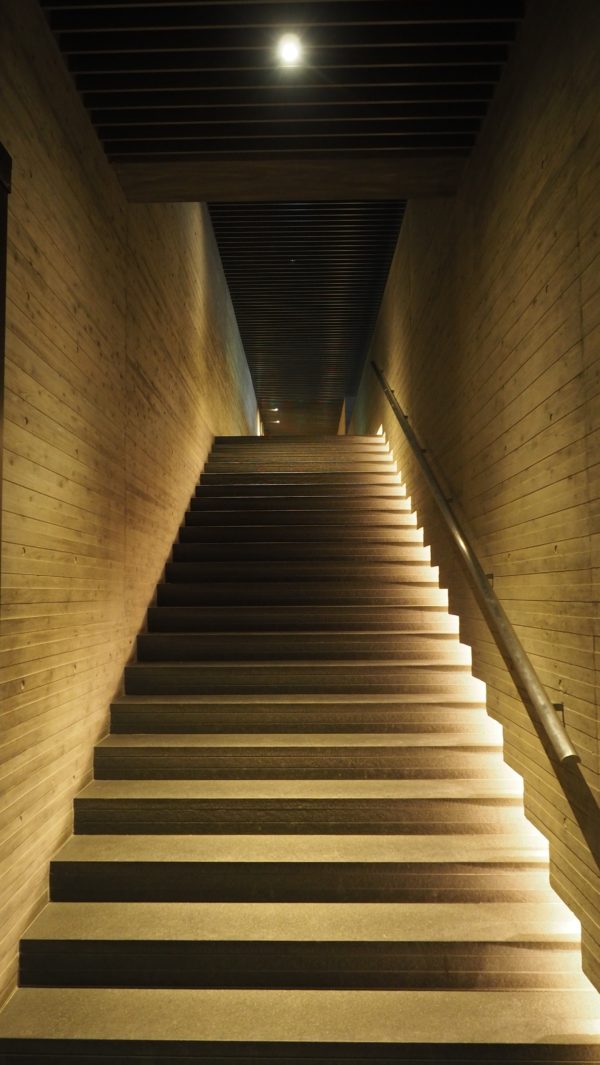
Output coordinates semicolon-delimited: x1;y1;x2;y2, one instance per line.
352;0;600;989
0;0;256;1004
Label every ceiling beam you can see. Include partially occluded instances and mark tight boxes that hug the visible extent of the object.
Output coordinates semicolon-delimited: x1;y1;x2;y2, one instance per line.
115;154;464;201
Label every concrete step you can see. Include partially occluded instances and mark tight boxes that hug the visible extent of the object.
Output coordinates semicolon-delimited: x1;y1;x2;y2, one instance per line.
178;523;424;543
123;662;475;696
135;632;464;663
184;508;414;526
93;732;503;780
200;472;400;485
1;986;599;1060
190;495;409;512
196;482;405;498
50;832;551;903
156;582;448;607
164;561;436;584
110;694;488;735
213;436;387;445
204;459;395;471
171;541;429;562
20;901;582;991
146;605;453;633
73;778;527;835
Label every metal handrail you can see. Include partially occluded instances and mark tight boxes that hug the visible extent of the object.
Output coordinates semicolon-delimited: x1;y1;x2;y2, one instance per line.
371;361;579;765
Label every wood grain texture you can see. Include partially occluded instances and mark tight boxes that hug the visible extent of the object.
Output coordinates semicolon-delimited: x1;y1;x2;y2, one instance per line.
0;0;256;1006
352;0;600;990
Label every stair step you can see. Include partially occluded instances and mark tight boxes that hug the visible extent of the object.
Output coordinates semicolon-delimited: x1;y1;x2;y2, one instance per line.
185;508;414;526
1;987;599;1057
204;461;395;472
110;695;488;734
93;732;503;780
124;662;475;696
171;543;429;563
214;435;383;443
196;482;405;497
73;778;527;835
50;832;550;903
164;561;435;584
136;633;464;662
147;605;453;633
20;901;581;991
156;583;448;607
190;496;409;512
178;523;424;543
200;472;400;484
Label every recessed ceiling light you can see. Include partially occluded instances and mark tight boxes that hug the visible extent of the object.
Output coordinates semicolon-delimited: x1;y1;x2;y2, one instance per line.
273;419;281;424
270;407;279;412
277;33;302;66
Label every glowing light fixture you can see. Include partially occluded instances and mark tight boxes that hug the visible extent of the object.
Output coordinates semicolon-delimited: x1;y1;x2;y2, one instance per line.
270;407;279;412
277;33;302;66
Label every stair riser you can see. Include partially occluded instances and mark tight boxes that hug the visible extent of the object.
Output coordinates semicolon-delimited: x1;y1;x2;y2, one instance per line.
73;799;525;836
135;634;461;662
124;666;472;696
164;562;434;583
156;586;447;607
200;473;399;485
185;511;412;527
190;497;408;513
20;941;579;991
93;749;503;781
178;525;424;543
147;606;450;632
196;483;403;498
171;544;426;563
110;706;487;734
50;861;550;904
203;464;395;474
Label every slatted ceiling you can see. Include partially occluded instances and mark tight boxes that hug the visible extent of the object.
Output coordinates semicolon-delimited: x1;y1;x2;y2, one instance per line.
39;1;522;162
209;200;404;434
38;1;524;433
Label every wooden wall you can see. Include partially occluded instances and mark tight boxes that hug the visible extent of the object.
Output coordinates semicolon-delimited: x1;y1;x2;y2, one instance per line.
0;0;256;1004
352;0;600;989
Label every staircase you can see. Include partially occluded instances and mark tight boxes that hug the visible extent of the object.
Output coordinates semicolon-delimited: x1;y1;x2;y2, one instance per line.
0;434;598;1062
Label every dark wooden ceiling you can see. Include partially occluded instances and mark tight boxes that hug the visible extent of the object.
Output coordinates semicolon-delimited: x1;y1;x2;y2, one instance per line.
39;1;524;433
209;200;404;433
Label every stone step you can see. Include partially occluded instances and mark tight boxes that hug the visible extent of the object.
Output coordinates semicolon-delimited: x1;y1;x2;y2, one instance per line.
73;778;527;835
123;661;475;696
50;832;551;903
156;583;448;607
1;986;599;1060
110;694;488;734
146;604;453;633
20;901;582;991
93;732;503;780
135;632;464;663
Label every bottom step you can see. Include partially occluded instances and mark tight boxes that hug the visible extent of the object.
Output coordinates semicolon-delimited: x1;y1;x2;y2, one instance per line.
0;987;598;1062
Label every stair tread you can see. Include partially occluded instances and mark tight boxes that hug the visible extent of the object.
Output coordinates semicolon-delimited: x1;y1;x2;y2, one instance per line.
97;733;501;750
23;901;580;943
1;987;598;1045
79;779;524;800
112;693;485;706
53;833;548;865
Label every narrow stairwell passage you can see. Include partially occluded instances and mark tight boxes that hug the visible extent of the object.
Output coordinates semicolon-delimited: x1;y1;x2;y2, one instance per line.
0;435;598;1062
